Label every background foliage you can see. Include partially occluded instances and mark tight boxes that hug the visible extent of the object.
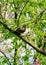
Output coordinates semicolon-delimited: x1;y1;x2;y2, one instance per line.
0;0;46;65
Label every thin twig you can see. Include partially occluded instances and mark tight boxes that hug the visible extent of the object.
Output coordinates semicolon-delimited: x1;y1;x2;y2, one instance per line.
14;42;17;65
17;0;29;20
0;49;11;65
22;8;46;26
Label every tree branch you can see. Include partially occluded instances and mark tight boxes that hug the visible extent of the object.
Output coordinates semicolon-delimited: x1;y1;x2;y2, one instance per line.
0;20;46;56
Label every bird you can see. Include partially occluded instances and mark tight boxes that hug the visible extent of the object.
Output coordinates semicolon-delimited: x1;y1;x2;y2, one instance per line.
16;25;26;35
